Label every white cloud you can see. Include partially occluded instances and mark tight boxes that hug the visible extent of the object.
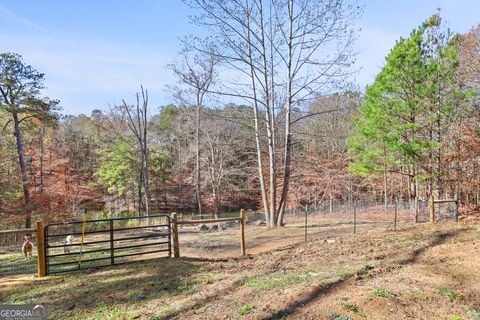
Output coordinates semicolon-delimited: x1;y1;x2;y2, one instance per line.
1;31;176;114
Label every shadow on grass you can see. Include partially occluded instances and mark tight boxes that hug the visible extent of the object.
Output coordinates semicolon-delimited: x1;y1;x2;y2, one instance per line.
0;250;37;277
262;229;461;320
1;256;220;318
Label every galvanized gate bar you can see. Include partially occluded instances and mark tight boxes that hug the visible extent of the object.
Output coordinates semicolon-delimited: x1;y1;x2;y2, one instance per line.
44;214;172;275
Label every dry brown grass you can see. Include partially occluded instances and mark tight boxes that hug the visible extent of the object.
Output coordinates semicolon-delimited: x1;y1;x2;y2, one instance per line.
0;213;479;320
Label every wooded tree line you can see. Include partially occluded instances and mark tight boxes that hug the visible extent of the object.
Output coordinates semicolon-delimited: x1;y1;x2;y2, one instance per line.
349;14;480;212
0;4;478;229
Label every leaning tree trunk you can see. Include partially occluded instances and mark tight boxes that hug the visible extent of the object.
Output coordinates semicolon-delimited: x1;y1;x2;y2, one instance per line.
253;105;270;227
12;112;31;228
277;131;291;226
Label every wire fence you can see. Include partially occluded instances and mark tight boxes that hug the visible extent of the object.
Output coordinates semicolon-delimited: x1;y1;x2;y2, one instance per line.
0;229;38;277
0;215;171;277
434;201;458;222
0;198;460;277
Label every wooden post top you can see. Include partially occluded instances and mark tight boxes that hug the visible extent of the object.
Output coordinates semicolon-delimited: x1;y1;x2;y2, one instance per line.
36;220;46;277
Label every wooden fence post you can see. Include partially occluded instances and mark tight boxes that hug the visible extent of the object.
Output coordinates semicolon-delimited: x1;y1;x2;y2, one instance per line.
353;202;357;235
36;220;46;277
394;197;398;231
454;194;459;222
429;195;435;223
415;196;419;223
172;213;180;258
240;209;246;256
304;206;308;242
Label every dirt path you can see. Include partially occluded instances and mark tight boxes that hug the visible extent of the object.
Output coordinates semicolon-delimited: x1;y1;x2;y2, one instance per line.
178;216;394;259
283;227;480;320
174;222;480;320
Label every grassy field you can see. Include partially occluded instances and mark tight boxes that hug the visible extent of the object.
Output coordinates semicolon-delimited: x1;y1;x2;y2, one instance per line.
0;213;479;319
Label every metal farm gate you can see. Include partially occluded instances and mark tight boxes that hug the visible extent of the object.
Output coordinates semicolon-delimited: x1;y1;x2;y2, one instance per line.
44;214;171;275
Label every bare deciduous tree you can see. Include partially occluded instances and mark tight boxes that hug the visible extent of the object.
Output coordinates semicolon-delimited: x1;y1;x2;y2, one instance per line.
120;86;151;216
168;49;218;215
184;0;360;227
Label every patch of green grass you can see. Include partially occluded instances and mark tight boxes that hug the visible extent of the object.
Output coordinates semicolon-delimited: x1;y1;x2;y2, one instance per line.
327;311;353;320
70;304;139;320
450;316;464;320
400;234;414;242
468;309;480;320
341;302;366;318
245;272;308;290
271;309;291;319
174;280;198;295
0;251;37;275
371;288;395;298
196;273;217;284
436;287;462;300
227;259;239;268
147;302;185;320
238;304;255;316
335;267;352;279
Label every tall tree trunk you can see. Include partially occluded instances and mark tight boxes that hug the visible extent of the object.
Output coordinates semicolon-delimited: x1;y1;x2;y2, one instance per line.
12;112;31;228
245;6;270;227
39;125;45;193
258;0;276;228
411;166;418;219
195;97;202;216
277;130;291;226
164;183;168;206
138;171;143;216
143;161;150;215
142;102;150;216
383;147;388;213
213;186;220;219
277;0;294;226
122;87;151;216
400;167;404;204
435;116;442;199
267;123;276;228
254;106;270;227
408;169;413;212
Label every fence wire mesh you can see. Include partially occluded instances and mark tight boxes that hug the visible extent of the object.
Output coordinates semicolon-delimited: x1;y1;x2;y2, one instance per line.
0;198;459;277
0;231;38;277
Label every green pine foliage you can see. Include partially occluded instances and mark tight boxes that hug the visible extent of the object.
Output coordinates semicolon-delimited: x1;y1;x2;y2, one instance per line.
97;138;137;196
348;12;467;182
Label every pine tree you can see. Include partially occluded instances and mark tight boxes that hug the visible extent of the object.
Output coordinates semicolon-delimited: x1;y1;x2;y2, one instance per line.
349;13;465;208
0;53;59;227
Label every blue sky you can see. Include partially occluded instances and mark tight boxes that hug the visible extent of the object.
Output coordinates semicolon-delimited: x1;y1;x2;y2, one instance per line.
1;0;479;115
